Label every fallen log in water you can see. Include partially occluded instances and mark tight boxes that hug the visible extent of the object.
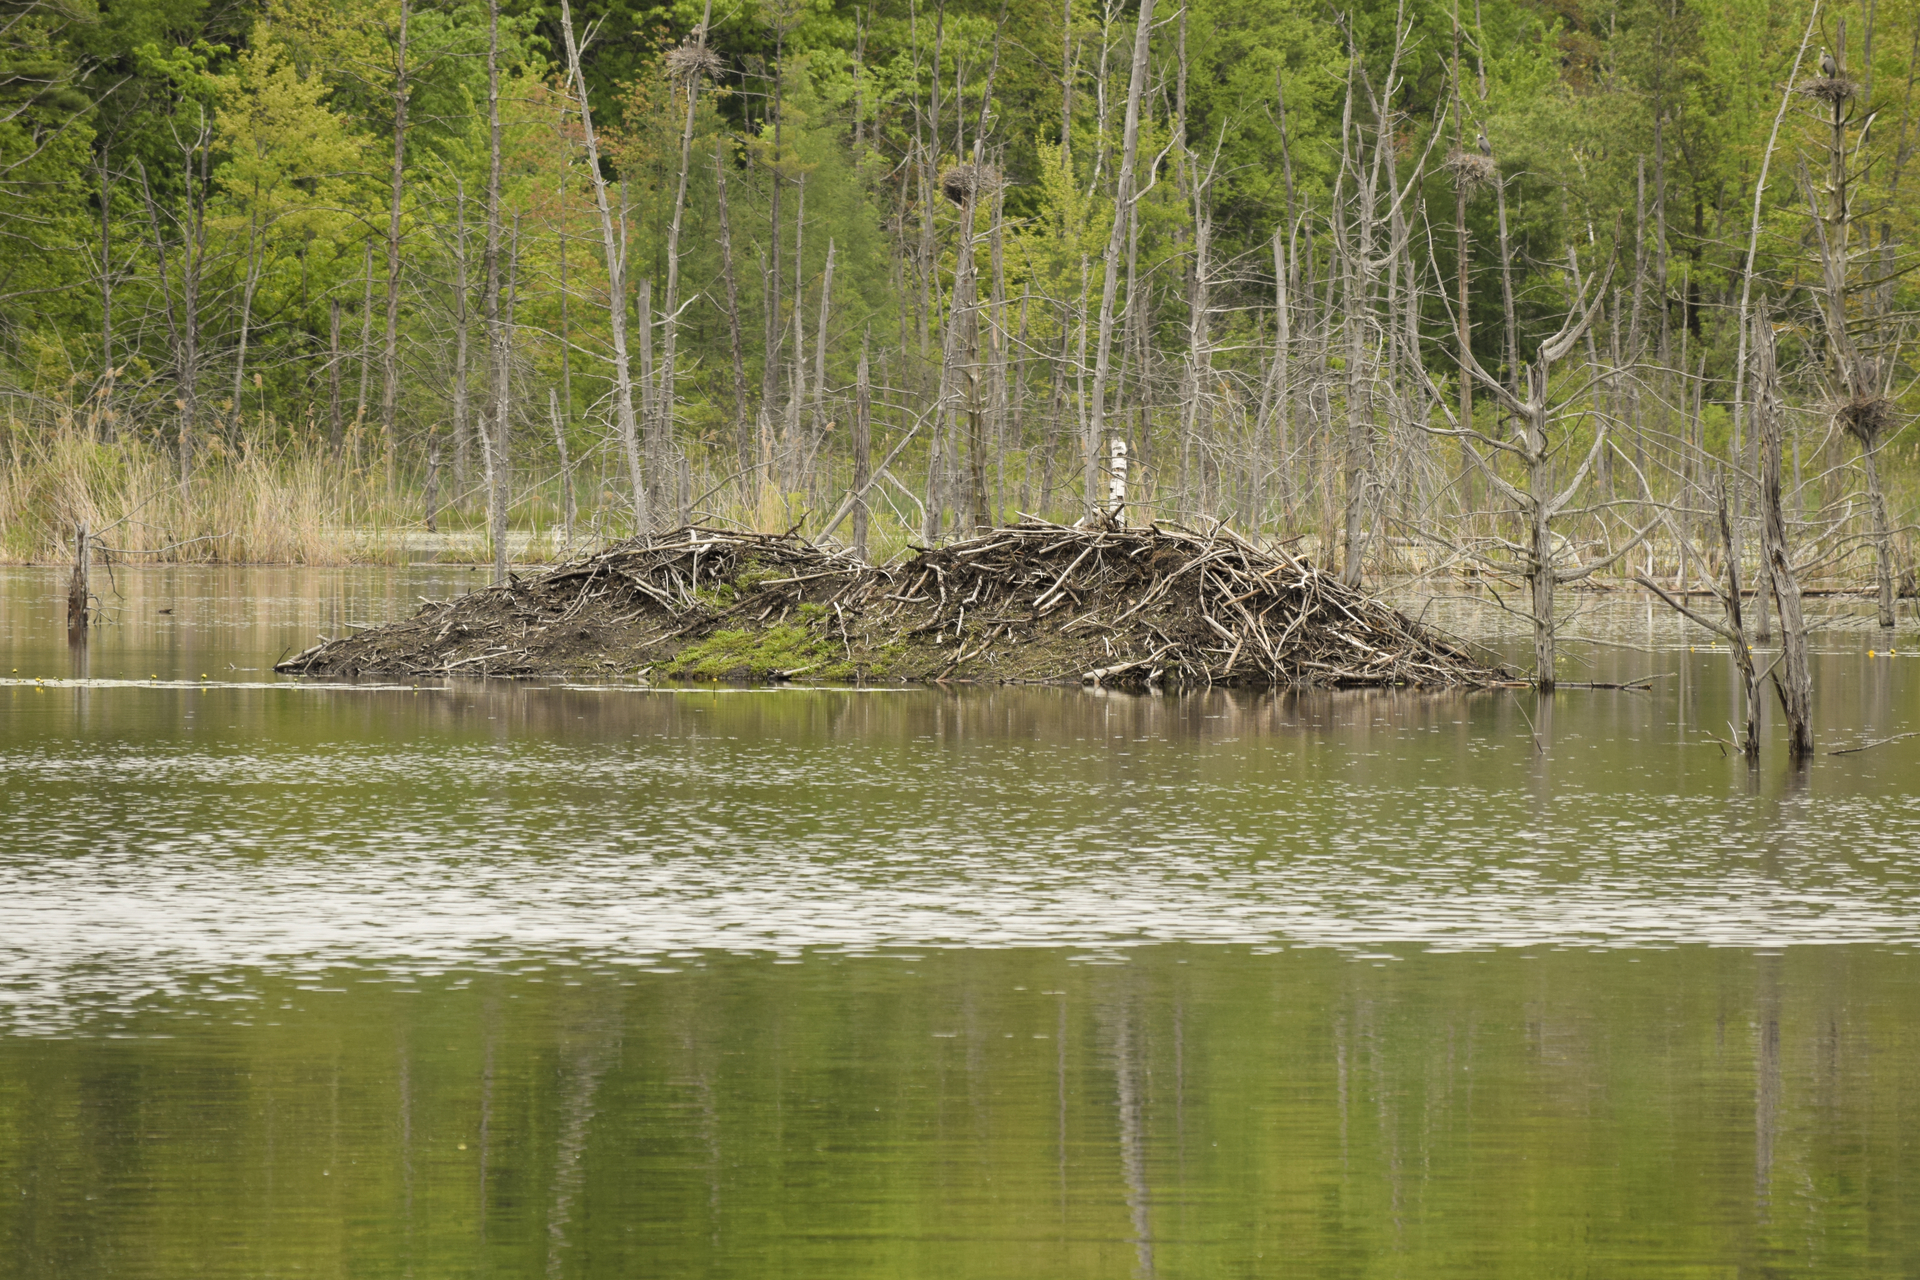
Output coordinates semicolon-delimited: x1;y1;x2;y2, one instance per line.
276;521;1501;688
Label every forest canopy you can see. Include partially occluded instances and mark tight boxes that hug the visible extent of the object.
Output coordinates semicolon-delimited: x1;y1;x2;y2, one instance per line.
1;0;1914;614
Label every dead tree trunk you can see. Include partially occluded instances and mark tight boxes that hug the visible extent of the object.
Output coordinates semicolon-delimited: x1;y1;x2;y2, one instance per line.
1802;31;1898;627
1754;313;1813;760
423;434;440;533
1086;0;1154;517
764;27;789;452
1716;478;1759;757
450;180;472;507
549;387;574;545
484;0;508;587
381;0;410;457
1731;7;1817;639
1451;122;1477;512
1424;261;1628;689
783;179;807;497
229;196;262;453
67;522;88;642
852;330;871;558
658;0;714;487
1635;473;1761;758
328;297;344;457
137;118;212;491
558;0;648;531
714;139;751;478
638;275;659;505
355;241;373;451
810;238;836;480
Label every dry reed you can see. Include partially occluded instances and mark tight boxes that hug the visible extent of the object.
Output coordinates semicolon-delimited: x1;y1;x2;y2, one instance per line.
1;416;407;564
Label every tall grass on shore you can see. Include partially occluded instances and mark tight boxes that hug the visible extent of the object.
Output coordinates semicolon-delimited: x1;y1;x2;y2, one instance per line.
1;414;408;565
4;400;1914;598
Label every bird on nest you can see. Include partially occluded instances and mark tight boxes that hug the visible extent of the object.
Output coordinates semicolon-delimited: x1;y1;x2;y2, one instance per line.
1476;131;1492;158
1819;46;1838;78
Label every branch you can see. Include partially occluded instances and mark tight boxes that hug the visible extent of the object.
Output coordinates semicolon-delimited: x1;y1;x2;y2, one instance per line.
1632;575;1739;645
1828;731;1919;755
1558;511;1661;583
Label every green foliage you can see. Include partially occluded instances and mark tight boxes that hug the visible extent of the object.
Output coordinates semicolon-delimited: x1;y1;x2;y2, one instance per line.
0;0;1913;558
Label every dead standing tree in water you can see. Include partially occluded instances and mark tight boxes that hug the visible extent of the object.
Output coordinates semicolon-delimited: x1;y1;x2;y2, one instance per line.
1636;473;1762;759
1798;24;1907;629
1637;312;1815;761
1754;312;1815;759
1420;254;1648;690
67;522;89;643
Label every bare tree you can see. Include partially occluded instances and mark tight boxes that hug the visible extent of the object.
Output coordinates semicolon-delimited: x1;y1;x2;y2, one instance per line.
1421;256;1651;689
380;0;411;461
1799;20;1903;627
558;0;648;531
658;0;717;491
1754;310;1814;759
483;0;508;586
1636;474;1762;758
1085;0;1153;519
135;106;216;488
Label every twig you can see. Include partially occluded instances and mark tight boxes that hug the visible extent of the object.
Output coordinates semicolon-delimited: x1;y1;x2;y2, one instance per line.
1827;731;1919;756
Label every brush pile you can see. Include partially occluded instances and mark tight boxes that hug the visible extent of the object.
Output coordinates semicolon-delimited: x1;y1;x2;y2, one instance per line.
887;520;1495;686
278;527;864;679
278;520;1498;688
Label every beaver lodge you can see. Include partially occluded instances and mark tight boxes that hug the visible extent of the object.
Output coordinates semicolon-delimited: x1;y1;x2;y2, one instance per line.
277;521;1500;688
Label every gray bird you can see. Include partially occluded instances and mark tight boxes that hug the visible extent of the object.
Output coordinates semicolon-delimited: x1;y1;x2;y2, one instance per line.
1476;130;1492;157
1820;46;1837;78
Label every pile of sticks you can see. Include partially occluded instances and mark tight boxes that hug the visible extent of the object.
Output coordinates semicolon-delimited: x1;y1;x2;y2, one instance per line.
536;525;862;620
880;519;1497;687
276;521;1497;687
277;527;860;677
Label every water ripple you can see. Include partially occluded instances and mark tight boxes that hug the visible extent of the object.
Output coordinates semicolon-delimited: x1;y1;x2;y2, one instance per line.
4;715;1918;1033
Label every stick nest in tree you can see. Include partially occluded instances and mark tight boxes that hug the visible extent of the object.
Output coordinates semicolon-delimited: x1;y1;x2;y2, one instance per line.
940;162;1001;206
666;41;724;83
1798;75;1857;106
274;522;1501;689
1837;395;1895;443
1443;149;1497;191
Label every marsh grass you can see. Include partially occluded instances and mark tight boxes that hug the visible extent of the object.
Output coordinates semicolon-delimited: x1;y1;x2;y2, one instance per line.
5;402;1913;592
0;404;953;567
2;416;415;564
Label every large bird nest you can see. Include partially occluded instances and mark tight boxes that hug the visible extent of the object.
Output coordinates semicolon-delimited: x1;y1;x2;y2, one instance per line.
1837;394;1896;443
1798;75;1857;106
277;522;1500;689
665;41;724;83
1442;148;1498;191
939;162;1002;206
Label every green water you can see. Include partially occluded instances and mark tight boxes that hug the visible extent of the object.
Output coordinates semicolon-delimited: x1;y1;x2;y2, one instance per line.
3;566;1919;1277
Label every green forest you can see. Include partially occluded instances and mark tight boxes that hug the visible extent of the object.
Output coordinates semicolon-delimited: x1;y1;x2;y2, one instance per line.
1;0;1914;608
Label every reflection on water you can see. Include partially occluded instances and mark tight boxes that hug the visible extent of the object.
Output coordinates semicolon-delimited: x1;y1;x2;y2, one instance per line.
6;949;1920;1278
1;566;1918;1277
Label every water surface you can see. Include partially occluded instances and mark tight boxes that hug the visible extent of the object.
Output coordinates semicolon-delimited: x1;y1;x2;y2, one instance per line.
3;566;1918;1277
